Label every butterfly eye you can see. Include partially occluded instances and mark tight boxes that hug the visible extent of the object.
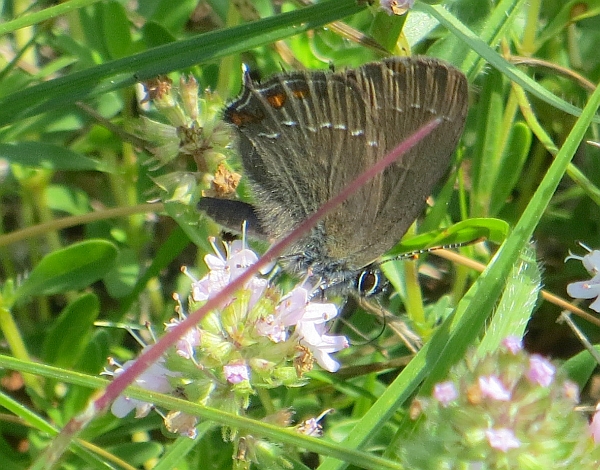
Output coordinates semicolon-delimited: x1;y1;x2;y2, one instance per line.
356;267;387;297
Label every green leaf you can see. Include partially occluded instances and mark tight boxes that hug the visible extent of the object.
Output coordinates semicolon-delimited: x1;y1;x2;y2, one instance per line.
470;66;505;217
489;121;532;216
108;442;164;467
477;243;540;356
101;1;133;59
147;0;198;32
114;224;190;320
421;2;599;123
0;0;366;126
562;346;600;390
369;10;407;52
536;0;600;48
41;293;100;368
46;185;91;215
14;240;118;302
63;329;111;419
0;142;109;172
164;201;213;252
140;20;177;48
0;0;104;37
151;422;214;470
386;218;510;257
103;248;140;299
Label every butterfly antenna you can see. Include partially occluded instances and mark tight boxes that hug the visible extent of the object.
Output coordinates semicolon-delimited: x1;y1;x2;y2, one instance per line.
382;237;485;264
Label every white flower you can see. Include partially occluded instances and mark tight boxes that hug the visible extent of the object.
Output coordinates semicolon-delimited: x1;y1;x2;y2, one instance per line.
433;381;458;407
224;361;250;384
566;243;600;312
590;404;600;444
110;358;177;418
478;375;511;401
526;354;555;387
188;239;266;304
485;428;521;452
256;285;338;345
501;335;523;354
164;318;201;360
296;320;348;373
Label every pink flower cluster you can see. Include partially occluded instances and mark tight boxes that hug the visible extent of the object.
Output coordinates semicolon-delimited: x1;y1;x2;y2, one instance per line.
105;238;349;439
189;239;348;372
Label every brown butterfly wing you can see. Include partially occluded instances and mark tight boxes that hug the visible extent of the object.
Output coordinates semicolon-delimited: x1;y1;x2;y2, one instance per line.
224;57;468;281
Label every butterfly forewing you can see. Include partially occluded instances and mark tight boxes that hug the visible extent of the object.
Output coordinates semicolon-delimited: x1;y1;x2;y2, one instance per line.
224;56;468;288
226;71;373;240
323;58;469;268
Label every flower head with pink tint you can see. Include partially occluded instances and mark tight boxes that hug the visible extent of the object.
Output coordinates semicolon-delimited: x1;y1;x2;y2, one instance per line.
106;237;348;450
398;337;600;469
478;375;511;401
107;354;179;419
224;361;250;384
590;405;600;444
485;428;521;452
433;381;458;407
188;238;266;305
502;335;523;354
526;354;555;387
